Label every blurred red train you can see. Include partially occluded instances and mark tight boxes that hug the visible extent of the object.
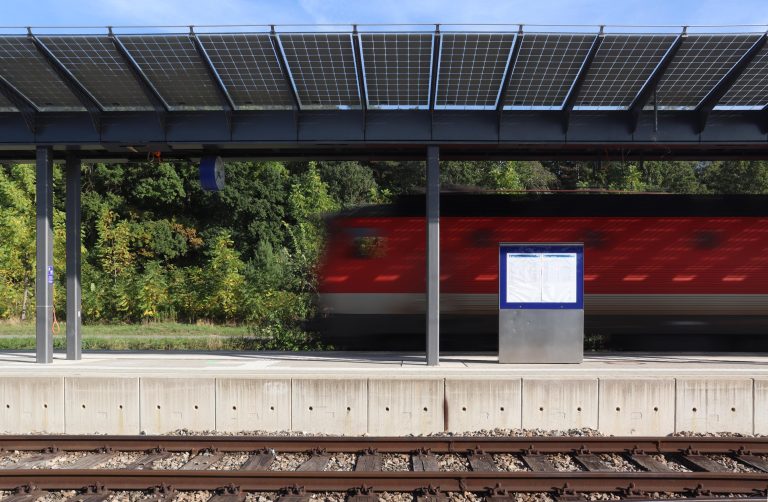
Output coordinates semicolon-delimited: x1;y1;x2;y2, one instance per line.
316;193;768;350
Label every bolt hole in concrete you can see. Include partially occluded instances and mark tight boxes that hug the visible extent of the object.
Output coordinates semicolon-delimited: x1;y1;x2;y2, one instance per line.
194;405;198;410
692;407;697;412
385;407;390;411
309;406;313;411
43;404;47;408
82;404;86;409
5;404;9;409
346;407;351;411
232;406;237;410
539;407;544;411
654;407;659;412
577;407;582;412
119;405;123;409
732;407;736;412
500;407;505;411
270;406;275;411
462;407;467;412
423;407;428;412
616;407;620;411
157;405;161;410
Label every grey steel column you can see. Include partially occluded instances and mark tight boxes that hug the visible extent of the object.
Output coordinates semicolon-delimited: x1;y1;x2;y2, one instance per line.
35;146;54;364
65;156;82;360
426;145;440;366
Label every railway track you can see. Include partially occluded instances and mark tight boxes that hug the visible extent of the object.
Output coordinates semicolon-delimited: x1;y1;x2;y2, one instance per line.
1;435;768;501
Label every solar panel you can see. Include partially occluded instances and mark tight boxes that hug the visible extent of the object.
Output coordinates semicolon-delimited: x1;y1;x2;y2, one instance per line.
435;33;515;110
654;34;761;110
360;33;432;110
574;34;677;110
198;34;294;110
278;33;361;109
716;43;768;109
117;35;223;110
0;36;84;111
504;33;597;110
39;36;154;111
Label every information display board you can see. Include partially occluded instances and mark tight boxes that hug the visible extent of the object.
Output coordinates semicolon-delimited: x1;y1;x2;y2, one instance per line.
499;244;583;309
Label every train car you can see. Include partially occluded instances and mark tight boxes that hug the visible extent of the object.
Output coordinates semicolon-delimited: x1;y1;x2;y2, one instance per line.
316;193;768;350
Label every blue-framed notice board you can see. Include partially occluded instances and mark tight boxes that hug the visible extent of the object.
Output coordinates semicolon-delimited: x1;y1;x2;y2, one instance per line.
499;243;584;310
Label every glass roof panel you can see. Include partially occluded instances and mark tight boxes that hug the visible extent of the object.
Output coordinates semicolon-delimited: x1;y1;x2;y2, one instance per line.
278;33;361;109
198;34;294;110
655;34;761;110
717;43;768;109
40;36;154;111
436;33;515;110
574;34;677;110
504;33;597;110
118;35;223;111
360;33;432;110
0;36;84;111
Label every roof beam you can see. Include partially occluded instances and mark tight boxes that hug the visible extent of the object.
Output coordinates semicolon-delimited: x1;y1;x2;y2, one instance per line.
561;27;604;134
695;32;767;133
0;74;37;134
28;30;103;133
270;28;301;111
352;26;368;113
627;29;686;133
189;27;236;134
428;25;441;112
496;25;523;113
109;28;170;131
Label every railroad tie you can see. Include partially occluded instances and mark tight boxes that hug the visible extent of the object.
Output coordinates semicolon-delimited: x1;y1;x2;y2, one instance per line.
240;449;276;470
354;449;382;471
180;449;225;470
65;452;115;469
1;485;43;502
411;449;439;471
627;452;674;472
467;448;498;472
520;451;556;472
2;450;59;470
735;448;768;472
276;485;310;502
124;449;172;470
572;449;614;472
206;484;244;502
296;449;331;471
679;449;730;472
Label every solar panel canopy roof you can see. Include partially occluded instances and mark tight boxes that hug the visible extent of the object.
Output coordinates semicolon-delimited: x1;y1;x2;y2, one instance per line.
0;26;766;116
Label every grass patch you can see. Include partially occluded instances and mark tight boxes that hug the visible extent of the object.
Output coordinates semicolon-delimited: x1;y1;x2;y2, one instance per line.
0;321;248;338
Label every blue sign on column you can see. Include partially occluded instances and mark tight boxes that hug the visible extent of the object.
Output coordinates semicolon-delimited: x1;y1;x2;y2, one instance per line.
47;265;54;285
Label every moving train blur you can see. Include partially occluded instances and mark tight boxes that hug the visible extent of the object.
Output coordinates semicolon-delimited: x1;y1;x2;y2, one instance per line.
316;193;768;350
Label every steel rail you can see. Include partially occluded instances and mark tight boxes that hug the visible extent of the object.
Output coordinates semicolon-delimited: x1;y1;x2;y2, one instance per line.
0;469;767;493
1;435;768;454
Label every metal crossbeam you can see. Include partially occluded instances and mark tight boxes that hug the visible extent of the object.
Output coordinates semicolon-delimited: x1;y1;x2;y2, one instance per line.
628;29;686;132
0;74;37;133
270;27;301;111
428;25;441;112
696;32;768;132
109;29;170;130
189;27;235;133
562;28;604;133
28;31;103;133
496;26;523;113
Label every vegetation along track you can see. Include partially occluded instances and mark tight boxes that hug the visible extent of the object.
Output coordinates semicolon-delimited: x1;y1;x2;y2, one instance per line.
2;435;768;501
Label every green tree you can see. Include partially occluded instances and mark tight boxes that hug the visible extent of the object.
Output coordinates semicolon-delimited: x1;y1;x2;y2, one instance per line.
701;160;768;194
317;161;379;207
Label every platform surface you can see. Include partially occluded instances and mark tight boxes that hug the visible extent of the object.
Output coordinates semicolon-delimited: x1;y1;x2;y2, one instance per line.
2;351;768;436
1;350;768;376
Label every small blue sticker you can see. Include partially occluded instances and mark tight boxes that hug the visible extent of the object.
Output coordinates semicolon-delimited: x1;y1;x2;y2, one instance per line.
47;266;54;285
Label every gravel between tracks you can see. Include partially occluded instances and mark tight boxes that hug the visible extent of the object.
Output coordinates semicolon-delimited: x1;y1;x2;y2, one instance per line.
436;453;470;471
382;453;410;470
271;451;310;471
326;452;355;471
493;453;528;471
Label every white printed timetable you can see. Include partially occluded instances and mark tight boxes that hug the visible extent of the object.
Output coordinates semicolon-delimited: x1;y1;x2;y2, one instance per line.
505;252;578;304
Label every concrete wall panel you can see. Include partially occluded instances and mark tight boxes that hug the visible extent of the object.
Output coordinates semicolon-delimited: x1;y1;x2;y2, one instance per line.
292;379;367;434
65;377;139;434
445;379;521;433
676;378;753;434
368;379;444;435
0;377;64;433
522;378;598;431
140;378;215;434
216;378;291;433
754;379;768;434
598;378;675;435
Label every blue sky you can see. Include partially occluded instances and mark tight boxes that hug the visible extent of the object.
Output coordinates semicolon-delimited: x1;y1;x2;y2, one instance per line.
2;0;767;30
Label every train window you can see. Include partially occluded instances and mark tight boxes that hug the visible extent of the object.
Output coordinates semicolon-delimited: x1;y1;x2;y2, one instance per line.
470;228;494;248
692;230;722;250
347;228;387;259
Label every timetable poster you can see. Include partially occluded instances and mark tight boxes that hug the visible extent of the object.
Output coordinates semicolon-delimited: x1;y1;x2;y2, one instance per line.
505;253;578;304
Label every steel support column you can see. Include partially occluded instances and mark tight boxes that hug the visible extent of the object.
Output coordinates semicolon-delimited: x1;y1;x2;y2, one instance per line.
35;146;54;364
65;156;82;360
426;145;440;366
